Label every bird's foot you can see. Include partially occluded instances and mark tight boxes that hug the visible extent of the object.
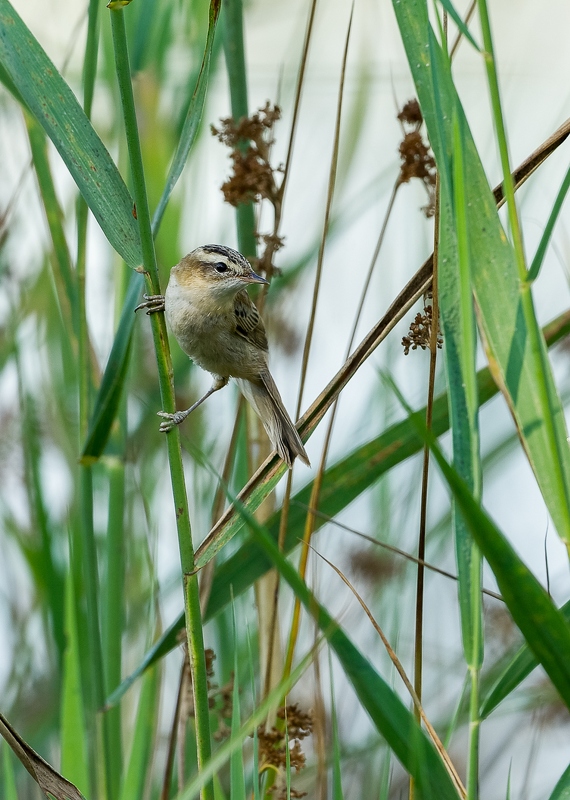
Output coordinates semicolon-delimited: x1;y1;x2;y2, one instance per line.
135;294;165;314
157;410;188;432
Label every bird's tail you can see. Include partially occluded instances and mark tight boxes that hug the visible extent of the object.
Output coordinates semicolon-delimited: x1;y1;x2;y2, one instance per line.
236;373;310;468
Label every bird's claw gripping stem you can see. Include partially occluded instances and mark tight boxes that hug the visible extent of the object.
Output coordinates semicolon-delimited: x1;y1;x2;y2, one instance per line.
157;410;189;432
134;294;165;315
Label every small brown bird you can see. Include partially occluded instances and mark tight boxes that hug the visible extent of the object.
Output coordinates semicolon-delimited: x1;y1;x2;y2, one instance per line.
136;244;310;468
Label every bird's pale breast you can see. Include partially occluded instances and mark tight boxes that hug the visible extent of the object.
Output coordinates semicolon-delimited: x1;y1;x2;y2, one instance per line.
165;278;267;380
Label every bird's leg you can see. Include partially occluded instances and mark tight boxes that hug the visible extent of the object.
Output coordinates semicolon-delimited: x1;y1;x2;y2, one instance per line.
158;376;229;433
134;294;165;314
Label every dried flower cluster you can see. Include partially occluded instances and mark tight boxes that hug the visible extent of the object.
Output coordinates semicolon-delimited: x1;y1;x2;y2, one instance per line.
402;297;443;355
397;99;437;217
257;703;313;798
211;102;282;208
212;102;285;280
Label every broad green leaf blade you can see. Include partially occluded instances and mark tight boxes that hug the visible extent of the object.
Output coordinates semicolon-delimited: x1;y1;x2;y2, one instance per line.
550;763;570;800
0;0;142;268
480;598;570;718
392;382;570;711
392;0;570;545
81;272;144;460
152;0;221;233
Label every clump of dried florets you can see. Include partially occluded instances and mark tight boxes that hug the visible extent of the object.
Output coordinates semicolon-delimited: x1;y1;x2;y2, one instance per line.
402;294;443;355
396;98;437;217
211;101;282;208
257;704;313;798
212;102;285;281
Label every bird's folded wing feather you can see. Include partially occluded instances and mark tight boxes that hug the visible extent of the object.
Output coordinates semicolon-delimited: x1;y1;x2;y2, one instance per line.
233;290;268;351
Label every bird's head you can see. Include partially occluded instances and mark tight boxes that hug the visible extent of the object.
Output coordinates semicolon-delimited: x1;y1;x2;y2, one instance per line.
171;244;268;300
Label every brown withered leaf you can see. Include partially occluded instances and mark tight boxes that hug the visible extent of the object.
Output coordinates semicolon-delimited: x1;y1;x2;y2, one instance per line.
0;712;85;799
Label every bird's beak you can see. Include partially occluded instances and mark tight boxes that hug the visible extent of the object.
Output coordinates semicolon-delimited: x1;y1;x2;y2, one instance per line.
242;271;269;285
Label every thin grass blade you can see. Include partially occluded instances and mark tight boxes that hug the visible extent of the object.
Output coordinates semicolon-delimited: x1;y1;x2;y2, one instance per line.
527;161;570;282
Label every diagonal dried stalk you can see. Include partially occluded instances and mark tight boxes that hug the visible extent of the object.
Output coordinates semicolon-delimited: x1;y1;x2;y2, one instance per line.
194;115;570;569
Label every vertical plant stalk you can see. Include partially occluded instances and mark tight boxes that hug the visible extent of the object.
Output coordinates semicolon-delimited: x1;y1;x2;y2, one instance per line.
108;9;213;799
477;0;570;543
283;5;353;678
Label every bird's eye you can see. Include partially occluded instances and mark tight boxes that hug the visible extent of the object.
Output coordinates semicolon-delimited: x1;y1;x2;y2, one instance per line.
214;262;228;274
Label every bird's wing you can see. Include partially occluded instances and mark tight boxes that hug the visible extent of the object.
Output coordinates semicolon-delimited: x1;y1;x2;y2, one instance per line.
233;290;268;351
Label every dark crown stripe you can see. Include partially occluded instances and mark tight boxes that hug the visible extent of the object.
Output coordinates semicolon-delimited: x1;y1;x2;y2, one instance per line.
201;244;249;269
